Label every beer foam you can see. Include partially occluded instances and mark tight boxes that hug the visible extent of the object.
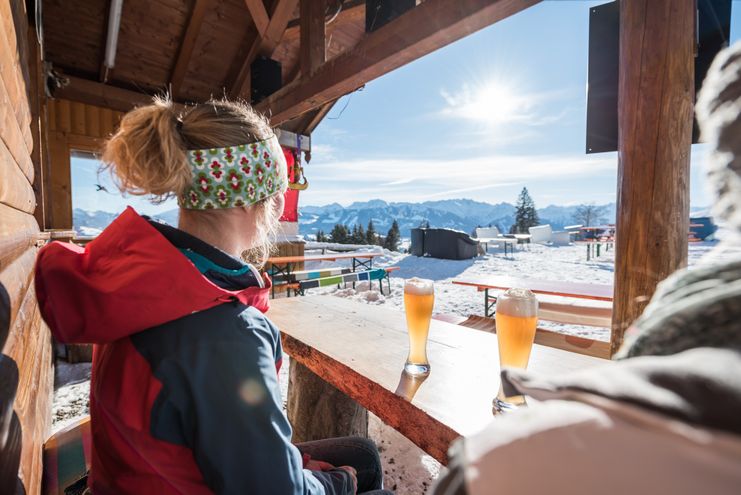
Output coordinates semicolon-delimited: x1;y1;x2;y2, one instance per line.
495;288;538;317
404;277;434;295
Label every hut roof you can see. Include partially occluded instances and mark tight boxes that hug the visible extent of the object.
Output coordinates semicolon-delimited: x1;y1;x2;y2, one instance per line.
41;0;367;133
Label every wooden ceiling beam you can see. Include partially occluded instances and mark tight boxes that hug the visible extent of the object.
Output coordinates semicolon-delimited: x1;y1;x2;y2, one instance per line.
244;0;270;36
303;99;337;134
257;0;541;125
229;0;299;99
54;76;185;113
170;0;212;98
300;0;326;76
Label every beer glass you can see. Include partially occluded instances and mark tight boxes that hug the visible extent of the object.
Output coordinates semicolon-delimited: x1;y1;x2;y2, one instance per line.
403;278;434;375
494;288;538;411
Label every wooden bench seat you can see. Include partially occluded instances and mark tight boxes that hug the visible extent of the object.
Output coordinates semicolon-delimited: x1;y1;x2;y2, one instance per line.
537;301;612;328
297;267;395;295
432;313;611;359
42;417;91;495
271;267;352;283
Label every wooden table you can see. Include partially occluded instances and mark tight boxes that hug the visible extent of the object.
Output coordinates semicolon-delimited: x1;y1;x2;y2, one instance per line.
266;252;384;296
452;276;614;317
267;296;606;464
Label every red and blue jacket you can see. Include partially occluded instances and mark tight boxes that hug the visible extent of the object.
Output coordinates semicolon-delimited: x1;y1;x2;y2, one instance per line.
35;207;353;494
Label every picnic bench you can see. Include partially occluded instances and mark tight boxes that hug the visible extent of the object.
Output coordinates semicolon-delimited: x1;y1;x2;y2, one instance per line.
266;252;384;297
291;267;398;296
268;296;606;464
452;276;613;329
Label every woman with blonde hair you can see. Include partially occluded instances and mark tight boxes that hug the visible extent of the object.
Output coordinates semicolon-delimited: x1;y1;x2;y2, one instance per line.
35;98;390;494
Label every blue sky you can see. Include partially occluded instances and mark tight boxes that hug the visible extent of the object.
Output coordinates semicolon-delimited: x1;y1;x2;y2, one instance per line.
73;1;741;215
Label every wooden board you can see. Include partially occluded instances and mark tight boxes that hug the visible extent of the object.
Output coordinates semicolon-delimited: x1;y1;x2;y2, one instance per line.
0;139;35;214
2;282;53;495
0;248;37;336
0;202;40;272
0;74;33;182
48;131;72;230
0;4;32;145
452;276;614;302
449;315;612;360
267;296;605;463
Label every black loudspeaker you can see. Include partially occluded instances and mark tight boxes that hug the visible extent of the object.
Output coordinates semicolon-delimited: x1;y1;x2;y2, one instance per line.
585;0;732;154
251;56;282;104
365;0;416;32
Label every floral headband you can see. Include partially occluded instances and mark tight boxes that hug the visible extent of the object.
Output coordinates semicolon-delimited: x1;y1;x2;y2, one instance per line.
179;135;287;210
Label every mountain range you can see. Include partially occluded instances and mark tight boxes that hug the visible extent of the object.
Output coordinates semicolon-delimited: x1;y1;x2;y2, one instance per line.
299;199;617;238
74;199;710;239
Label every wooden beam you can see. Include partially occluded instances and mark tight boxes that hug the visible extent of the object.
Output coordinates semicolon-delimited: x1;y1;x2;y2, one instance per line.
230;0;300;99
611;0;694;355
54;76;184;113
244;0;270;36
256;0;541;125
99;0;112;82
300;0;326;76
302;99;337;134
170;0;212;97
260;0;299;52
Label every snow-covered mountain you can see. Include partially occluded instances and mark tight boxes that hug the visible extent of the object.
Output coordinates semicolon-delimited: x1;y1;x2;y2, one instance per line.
72;208;179;235
74;200;710;239
299;199;617;238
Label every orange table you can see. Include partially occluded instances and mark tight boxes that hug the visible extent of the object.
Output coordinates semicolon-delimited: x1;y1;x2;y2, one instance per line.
453;276;613;317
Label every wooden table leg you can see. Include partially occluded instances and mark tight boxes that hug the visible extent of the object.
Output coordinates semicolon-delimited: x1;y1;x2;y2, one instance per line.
287;360;368;443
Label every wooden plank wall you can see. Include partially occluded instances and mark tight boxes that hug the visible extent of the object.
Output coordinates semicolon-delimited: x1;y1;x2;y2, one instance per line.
0;2;54;494
46;99;124;229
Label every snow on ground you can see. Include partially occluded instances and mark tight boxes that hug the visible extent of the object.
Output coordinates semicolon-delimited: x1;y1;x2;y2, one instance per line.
51;240;717;494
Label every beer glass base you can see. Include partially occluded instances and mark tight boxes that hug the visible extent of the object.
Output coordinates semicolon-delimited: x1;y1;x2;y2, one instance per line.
404;362;430;375
492;397;520;414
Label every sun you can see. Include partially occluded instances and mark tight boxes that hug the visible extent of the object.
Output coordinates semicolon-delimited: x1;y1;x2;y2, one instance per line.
466;83;521;124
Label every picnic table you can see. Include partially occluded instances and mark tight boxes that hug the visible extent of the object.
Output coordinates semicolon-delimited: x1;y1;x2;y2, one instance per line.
452;276;613;317
268;296;604;464
575;239;614;261
266;252;384;296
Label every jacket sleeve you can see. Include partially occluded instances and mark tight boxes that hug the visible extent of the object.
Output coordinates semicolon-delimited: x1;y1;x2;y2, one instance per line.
165;308;354;495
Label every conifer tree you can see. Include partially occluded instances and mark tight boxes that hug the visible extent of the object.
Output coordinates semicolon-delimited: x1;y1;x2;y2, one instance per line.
315;230;326;242
366;220;377;245
330;224;349;243
512;187;539;234
356;224;366;244
384;220;401;251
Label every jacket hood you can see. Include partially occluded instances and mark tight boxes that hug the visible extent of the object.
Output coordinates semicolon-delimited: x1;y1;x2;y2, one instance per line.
35;207;271;344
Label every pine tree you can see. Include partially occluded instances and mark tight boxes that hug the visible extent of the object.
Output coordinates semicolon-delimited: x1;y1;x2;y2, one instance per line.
366;220;377;245
347;224;365;244
384;220;401;251
330;224;348;243
512;187;539;234
315;230;326;242
356;224;366;244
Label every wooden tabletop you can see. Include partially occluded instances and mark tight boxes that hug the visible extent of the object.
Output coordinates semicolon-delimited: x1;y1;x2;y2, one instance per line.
267;252;383;265
452;276;614;302
267;296;606;464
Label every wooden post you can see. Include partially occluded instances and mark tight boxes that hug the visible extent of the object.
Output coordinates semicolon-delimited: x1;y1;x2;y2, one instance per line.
300;0;326;77
611;0;694;355
287;360;368;443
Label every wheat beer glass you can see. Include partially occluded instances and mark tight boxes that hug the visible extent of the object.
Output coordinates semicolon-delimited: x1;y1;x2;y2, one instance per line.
403;278;434;375
494;288;538;411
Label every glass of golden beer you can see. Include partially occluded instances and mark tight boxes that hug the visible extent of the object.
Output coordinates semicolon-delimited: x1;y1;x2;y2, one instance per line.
403;278;434;375
494;288;538;412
